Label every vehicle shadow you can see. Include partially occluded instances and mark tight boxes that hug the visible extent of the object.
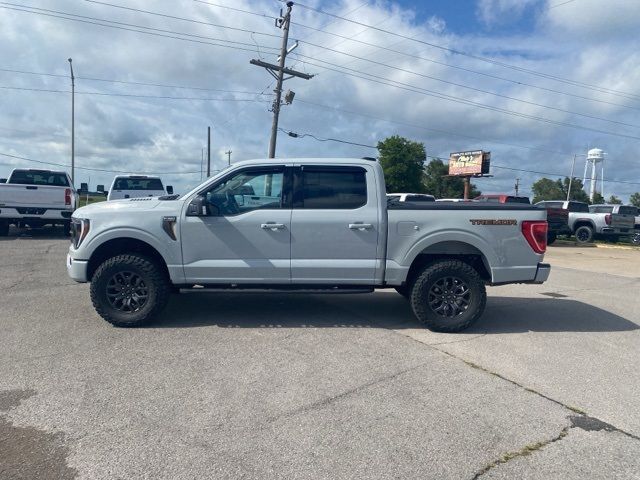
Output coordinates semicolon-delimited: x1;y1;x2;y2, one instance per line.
0;226;69;241
151;292;639;333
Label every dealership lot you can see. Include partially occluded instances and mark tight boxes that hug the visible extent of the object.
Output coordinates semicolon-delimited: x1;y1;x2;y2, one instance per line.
1;231;639;479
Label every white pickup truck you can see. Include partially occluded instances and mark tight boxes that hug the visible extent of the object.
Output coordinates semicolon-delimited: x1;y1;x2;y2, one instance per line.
107;175;171;201
67;158;550;332
0;169;77;236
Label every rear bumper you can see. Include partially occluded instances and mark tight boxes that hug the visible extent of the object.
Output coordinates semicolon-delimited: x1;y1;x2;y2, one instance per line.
67;252;88;283
0;207;73;221
530;263;551;284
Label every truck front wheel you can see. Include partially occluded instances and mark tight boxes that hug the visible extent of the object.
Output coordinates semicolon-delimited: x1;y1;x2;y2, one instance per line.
90;254;170;327
410;260;486;333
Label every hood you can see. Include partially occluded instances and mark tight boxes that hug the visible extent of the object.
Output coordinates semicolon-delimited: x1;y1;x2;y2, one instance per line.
73;197;163;217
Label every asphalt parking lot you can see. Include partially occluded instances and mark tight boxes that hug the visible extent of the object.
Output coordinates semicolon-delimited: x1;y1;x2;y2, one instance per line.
1;229;639;480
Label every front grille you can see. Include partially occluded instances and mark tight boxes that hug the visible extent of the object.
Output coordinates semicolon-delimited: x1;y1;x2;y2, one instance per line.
16;207;46;215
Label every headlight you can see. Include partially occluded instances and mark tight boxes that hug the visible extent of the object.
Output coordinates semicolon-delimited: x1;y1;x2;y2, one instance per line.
71;218;90;248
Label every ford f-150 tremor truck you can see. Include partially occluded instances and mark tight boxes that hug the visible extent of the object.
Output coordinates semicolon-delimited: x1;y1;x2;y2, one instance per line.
0;169;77;236
67;158;550;332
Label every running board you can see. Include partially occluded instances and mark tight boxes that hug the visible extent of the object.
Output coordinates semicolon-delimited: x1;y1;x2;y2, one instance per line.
177;284;374;294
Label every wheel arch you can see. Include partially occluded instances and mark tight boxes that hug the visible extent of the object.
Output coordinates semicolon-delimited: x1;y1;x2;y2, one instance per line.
405;241;492;287
86;237;170;282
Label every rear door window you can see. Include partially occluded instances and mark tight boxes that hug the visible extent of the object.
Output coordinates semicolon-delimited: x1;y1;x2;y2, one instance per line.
297;167;367;209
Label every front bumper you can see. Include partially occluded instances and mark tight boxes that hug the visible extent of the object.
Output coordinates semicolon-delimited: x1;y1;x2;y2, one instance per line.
67;251;88;283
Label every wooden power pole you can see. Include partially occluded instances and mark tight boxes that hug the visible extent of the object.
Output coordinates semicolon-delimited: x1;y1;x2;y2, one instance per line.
250;1;313;158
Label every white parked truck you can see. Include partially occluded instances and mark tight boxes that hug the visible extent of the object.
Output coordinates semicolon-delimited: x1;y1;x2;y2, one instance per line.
0;169;77;236
67;158;550;332
107;175;171;201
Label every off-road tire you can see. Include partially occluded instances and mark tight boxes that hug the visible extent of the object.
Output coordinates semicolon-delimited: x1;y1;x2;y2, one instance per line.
410;260;486;333
631;233;640;246
0;220;8;236
90;254;170;327
547;231;557;245
575;225;594;244
394;285;410;299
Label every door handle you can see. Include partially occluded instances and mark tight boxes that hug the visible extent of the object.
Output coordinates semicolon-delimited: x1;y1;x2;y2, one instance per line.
261;223;286;230
349;223;373;230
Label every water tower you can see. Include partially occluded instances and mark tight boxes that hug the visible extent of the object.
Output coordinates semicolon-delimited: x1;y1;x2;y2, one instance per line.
582;148;605;202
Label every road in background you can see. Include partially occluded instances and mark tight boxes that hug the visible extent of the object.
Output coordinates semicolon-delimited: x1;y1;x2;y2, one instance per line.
0;233;638;479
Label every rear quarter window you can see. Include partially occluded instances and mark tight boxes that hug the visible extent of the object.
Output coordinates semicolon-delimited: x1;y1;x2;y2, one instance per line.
567;202;589;212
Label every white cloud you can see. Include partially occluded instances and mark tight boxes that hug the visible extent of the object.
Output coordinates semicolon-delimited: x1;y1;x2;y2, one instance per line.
0;0;638;199
476;0;541;27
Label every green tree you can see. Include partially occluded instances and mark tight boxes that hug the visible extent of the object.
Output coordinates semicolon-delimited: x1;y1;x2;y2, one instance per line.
607;195;622;204
591;192;605;204
423;159;480;199
377;136;427;193
531;177;589;204
630;192;640;207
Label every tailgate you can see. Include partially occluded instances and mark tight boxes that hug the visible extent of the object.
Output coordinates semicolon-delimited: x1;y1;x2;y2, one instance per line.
0;185;68;207
610;214;634;229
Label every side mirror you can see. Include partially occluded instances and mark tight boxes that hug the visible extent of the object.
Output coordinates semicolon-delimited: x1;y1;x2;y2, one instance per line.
187;195;218;216
166;185;174;195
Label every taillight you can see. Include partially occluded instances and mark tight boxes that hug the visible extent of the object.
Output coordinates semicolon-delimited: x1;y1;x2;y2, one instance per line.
605;214;611;225
65;188;72;206
522;221;547;254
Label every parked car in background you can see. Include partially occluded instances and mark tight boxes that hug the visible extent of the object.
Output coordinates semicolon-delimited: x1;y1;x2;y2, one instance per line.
475;194;531;204
565;203;636;244
107;175;173;201
68;157;550;332
0;169;77;236
534;201;571;244
387;193;435;202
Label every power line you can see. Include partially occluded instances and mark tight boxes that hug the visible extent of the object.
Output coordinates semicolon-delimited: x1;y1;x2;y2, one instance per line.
294;58;640;141
491;164;640;186
86;0;638;111
0;152;201;175
0;3;279;55
84;0;281;38
292;1;640;101
549;0;578;9
0;67;274;95
285;45;640;129
279;128;377;149
0;84;269;102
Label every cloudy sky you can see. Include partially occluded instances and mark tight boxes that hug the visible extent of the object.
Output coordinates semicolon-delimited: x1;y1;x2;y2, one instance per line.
1;0;639;199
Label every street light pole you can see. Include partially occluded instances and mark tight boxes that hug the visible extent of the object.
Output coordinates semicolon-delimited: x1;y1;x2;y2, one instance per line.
566;154;577;201
68;58;75;187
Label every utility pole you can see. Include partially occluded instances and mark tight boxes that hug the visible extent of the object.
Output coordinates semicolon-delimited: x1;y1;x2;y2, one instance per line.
207;126;211;177
68;58;75;186
250;1;313;158
514;178;520;196
225;150;232;166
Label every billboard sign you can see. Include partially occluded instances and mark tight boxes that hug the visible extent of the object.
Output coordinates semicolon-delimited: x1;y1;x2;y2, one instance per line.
449;150;491;176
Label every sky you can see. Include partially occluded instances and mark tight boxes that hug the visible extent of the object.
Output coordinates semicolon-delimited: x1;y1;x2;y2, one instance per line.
1;0;639;200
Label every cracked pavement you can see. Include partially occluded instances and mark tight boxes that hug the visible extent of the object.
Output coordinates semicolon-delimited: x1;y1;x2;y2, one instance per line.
1;231;639;479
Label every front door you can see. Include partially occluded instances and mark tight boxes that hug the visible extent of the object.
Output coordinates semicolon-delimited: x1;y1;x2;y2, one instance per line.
181;165;292;284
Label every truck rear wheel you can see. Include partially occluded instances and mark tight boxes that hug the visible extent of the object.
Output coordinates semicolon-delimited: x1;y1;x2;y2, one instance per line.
90;254;170;327
410;260;486;333
575;225;594;244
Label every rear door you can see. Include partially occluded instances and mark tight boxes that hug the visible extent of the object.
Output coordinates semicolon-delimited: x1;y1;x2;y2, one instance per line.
290;164;381;284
